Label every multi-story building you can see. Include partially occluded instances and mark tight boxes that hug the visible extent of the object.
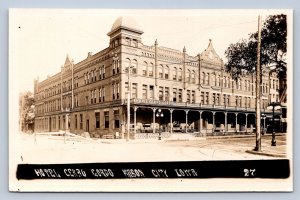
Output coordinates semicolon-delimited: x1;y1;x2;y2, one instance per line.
34;16;281;137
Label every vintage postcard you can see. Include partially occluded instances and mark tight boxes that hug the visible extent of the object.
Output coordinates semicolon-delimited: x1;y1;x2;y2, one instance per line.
9;9;293;192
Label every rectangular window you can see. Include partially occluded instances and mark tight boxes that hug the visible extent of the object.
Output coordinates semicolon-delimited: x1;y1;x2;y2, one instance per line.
75;114;77;129
99;68;102;79
95;112;100;129
99;88;102;102
104;111;109;128
165;87;169;101
102;66;106;79
102;87;105;102
112;84;116;100
80;114;83;129
63;115;66;129
201;92;204;104
165;69;169;79
205;92;209;104
91;71;94;82
142;85;147;99
187;90;191;103
132;83;137;99
58;116;61;129
117;83;120;99
173;88;177;102
149;85;154;99
248;97;251;107
159;86;163;101
178;89;182;102
114;110;120;129
191;90;195;103
227;95;230;106
113;62;116;75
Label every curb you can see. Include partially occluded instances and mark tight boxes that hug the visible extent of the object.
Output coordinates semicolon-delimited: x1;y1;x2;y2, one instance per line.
245;150;286;158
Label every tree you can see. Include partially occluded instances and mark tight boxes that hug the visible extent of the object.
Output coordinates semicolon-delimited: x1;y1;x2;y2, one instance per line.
225;14;287;79
19;91;35;132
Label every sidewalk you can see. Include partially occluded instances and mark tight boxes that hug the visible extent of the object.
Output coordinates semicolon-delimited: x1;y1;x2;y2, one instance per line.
245;145;286;158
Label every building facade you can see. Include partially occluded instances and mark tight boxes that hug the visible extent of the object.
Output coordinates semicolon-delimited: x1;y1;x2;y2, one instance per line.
34;17;282;137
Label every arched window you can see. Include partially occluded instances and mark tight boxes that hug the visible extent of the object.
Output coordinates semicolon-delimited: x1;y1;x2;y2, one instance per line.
178;68;183;81
191;70;195;83
223;76;226;87
112;60;117;75
158;65;163;78
238;79;241;90
165;65;169;79
205;73;209;85
173;67;177;80
201;72;205;84
226;77;230;88
186;69;190;82
148;63;154;77
132;59;137;74
102;65;106;78
142;61;147;76
125;58;130;73
217;75;220;87
212;74;216;86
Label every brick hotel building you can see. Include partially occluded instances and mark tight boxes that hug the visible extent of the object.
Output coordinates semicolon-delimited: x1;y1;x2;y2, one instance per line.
34;16;283;138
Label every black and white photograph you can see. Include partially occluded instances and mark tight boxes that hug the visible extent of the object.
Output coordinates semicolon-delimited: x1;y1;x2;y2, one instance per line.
9;9;293;192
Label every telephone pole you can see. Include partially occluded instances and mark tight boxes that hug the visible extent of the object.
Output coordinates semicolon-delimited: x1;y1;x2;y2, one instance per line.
255;15;262;151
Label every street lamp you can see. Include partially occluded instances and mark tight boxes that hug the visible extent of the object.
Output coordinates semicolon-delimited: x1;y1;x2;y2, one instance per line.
267;102;281;146
156;109;164;140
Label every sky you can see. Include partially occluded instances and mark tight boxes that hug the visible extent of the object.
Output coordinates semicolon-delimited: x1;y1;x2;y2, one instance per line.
9;9;289;93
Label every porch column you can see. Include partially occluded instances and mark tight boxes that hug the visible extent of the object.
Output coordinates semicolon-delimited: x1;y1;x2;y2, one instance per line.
134;106;138;136
169;109;174;134
224;112;228;133
199;111;202;134
152;108;157;134
245;113;248;133
185;110;189;133
212;111;216;132
235;113;238;132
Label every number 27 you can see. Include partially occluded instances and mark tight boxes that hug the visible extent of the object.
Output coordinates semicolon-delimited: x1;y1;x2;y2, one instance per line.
244;169;256;176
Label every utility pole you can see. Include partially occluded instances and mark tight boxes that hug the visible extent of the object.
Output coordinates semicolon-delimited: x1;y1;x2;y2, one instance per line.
255;15;262;151
127;67;131;142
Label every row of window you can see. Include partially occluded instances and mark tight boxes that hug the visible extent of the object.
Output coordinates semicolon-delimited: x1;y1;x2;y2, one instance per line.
199;92;269;108
36;99;62;114
74;110;120;130
37;57;280;102
35;116;65;131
